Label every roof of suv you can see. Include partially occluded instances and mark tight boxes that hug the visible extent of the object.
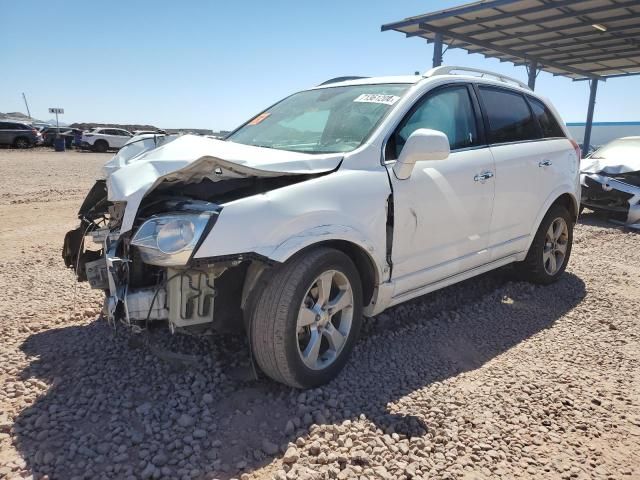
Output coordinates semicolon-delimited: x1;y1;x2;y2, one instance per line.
313;66;533;95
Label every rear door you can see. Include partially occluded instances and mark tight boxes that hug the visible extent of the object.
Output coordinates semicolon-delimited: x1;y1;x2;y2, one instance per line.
526;95;575;213
476;86;566;260
388;84;496;293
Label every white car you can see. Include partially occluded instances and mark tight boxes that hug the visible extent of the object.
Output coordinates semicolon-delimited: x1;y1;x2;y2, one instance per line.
64;66;580;388
580;136;640;228
81;127;133;152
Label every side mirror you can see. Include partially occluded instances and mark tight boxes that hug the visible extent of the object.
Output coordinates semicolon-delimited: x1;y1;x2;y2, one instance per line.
392;128;450;180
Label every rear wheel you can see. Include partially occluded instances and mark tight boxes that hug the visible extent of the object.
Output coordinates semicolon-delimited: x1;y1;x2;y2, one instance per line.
249;247;363;388
515;204;573;284
93;140;108;153
13;137;31;149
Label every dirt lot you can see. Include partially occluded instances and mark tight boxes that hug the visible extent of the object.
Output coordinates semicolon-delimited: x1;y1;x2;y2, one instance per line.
0;148;638;480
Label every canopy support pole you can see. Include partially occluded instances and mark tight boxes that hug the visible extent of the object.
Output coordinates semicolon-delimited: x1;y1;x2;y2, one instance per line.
432;33;443;67
583;78;598;154
527;60;538;90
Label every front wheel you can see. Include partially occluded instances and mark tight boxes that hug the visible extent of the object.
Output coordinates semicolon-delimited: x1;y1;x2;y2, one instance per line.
249;247;363;388
515;204;573;284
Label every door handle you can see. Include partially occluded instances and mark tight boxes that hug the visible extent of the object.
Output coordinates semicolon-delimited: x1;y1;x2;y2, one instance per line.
474;171;494;182
538;160;552;167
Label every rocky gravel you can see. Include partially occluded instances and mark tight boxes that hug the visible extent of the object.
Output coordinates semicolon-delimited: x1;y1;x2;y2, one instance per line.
0;148;639;480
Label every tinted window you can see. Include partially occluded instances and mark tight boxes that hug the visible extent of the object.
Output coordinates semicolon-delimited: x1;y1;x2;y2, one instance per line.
390;85;479;159
479;87;539;143
528;97;565;138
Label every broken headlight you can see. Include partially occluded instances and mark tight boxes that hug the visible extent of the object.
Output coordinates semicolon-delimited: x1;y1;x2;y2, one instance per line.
131;212;215;266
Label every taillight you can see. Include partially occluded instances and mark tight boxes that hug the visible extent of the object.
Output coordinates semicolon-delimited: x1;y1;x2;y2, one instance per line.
570;139;581;159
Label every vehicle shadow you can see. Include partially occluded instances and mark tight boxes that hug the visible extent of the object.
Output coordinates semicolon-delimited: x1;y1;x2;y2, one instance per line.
13;269;586;480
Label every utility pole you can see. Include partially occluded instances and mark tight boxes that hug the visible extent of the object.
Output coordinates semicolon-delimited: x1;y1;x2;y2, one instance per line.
22;93;32;119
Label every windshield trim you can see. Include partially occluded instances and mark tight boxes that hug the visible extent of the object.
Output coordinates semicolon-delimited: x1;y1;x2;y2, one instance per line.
224;83;410;155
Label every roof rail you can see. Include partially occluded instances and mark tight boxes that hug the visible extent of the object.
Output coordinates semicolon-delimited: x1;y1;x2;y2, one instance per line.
318;76;369;86
424;65;531;90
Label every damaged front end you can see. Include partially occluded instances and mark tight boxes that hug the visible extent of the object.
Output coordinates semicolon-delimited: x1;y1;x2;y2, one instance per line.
580;172;640;228
63;135;342;334
580;140;640;229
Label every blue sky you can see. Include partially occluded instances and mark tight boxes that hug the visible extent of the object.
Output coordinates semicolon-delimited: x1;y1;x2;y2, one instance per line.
2;0;639;130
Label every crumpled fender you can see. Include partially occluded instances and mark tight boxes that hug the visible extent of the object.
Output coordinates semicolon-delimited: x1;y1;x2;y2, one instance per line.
269;223;380;269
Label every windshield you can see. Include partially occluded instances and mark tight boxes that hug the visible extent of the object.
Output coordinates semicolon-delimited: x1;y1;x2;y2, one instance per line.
227;84;410;154
589;137;640;159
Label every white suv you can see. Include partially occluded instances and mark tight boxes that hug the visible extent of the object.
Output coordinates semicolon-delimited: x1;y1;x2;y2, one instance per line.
81;127;132;152
64;66;580;388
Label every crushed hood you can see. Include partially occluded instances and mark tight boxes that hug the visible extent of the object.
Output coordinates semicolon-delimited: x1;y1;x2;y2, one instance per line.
106;135;343;233
581;156;640;175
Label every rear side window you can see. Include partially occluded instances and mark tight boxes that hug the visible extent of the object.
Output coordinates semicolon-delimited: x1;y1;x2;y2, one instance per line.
528;97;565;138
479;87;539;144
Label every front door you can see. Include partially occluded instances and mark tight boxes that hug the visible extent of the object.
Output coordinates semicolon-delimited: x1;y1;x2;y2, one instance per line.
387;84;495;295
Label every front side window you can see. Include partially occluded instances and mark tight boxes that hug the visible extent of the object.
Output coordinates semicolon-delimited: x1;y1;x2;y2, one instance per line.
227;84;410;154
388;85;479;159
528;97;565;138
479;87;539;144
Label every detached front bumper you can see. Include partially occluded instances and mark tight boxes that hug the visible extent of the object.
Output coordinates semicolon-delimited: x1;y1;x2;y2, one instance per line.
65;227;222;331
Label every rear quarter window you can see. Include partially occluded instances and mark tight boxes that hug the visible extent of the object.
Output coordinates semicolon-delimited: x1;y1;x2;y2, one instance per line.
478;86;539;144
528;97;565;138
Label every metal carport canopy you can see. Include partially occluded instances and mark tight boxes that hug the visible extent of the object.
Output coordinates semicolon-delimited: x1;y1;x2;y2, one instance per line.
381;0;640;151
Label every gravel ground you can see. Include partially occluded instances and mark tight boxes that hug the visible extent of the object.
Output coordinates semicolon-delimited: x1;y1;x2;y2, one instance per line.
0;148;638;480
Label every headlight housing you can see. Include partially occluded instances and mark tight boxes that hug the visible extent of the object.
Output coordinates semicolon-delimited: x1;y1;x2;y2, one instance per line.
131;212;216;266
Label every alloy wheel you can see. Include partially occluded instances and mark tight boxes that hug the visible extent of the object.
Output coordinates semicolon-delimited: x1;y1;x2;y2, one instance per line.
296;269;354;370
543;217;569;275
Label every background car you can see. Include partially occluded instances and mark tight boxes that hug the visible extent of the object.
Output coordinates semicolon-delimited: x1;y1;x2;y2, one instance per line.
580;136;640;228
41;126;80;147
31;122;53;131
0;121;43;148
81;127;133;152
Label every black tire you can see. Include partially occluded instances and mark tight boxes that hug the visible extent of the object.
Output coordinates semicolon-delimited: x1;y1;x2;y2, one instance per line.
515;204;573;285
249;247;363;389
13;137;31;149
93;140;108;153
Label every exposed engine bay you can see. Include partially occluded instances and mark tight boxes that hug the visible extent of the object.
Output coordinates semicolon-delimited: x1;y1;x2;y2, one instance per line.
62;134;343;334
